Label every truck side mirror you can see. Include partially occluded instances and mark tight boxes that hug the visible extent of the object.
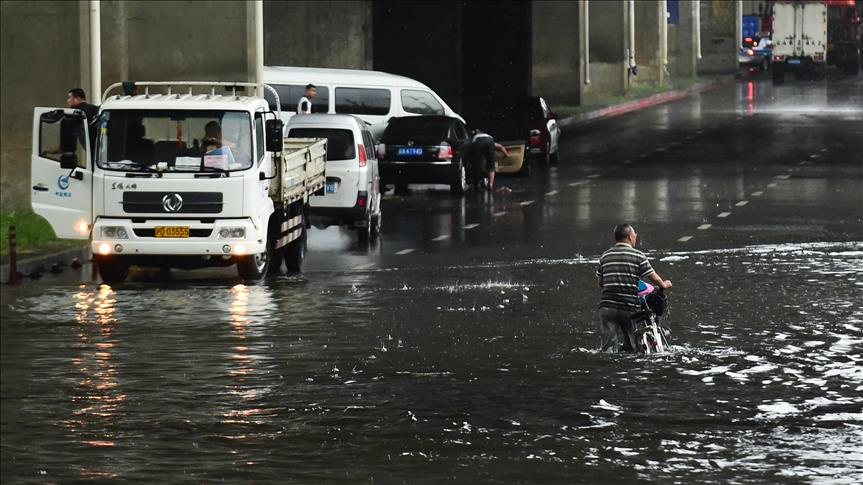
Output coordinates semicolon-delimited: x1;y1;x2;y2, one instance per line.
59;117;80;170
266;119;283;152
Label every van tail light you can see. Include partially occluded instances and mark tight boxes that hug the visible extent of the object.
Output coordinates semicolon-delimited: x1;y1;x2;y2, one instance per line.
437;142;453;160
528;129;543;147
377;143;386;159
357;144;367;167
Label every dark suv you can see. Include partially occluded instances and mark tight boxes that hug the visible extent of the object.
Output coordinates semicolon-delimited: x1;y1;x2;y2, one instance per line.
377;116;470;194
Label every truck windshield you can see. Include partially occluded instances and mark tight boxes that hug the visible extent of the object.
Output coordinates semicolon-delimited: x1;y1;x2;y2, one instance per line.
97;110;253;172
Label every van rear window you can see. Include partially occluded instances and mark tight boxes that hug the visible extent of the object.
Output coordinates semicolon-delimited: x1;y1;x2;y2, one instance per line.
265;84;329;113
335;88;391;116
288;128;355;161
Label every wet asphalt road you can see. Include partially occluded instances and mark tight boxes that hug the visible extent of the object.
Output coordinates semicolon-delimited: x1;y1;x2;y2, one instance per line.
2;74;862;483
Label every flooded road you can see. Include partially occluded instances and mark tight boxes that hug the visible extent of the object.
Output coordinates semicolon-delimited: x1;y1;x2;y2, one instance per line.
3;75;862;482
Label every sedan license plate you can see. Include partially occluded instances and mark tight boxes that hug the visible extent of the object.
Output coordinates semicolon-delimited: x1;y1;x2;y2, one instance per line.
326;181;337;193
398;147;423;156
154;226;190;238
788;59;801;65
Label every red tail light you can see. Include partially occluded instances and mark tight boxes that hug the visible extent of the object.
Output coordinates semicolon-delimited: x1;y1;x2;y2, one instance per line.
437;143;453;160
746;48;755;56
814;54;824;62
357;144;367;167
356;192;368;208
528;129;543;147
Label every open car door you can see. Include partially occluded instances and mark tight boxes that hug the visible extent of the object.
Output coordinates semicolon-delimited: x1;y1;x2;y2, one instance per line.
30;107;94;239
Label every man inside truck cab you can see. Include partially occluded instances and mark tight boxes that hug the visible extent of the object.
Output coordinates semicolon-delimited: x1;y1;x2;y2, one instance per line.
200;121;237;170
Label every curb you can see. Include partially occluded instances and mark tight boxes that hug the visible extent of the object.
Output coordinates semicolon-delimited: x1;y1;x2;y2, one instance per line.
559;76;737;129
1;245;91;285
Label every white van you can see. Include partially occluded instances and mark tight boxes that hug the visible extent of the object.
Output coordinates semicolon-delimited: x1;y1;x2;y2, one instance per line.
286;114;381;241
264;66;464;138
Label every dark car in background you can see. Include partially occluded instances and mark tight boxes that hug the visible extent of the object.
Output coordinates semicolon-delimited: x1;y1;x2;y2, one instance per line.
377;116;470;194
477;96;561;175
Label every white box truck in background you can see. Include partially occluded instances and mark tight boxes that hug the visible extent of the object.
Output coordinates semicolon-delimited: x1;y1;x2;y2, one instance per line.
31;81;326;283
772;1;829;81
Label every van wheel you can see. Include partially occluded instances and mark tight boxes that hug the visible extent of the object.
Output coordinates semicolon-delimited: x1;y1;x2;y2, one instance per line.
284;228;305;272
357;209;372;243
237;239;272;281
95;255;129;284
450;159;467;194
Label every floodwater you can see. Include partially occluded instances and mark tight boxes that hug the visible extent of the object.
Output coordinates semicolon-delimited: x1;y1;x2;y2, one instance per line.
2;241;861;483
3;75;862;482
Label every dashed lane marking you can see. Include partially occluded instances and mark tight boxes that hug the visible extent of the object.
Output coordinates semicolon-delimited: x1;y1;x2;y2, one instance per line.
735;200;749;207
767;182;778;188
431;235;449;242
519;200;535;206
717;212;732;218
492;211;508;217
568;181;586;187
463;223;479;230
623;159;632;164
774;174;790;180
395;248;416;255
546;190;559;196
697;224;712;230
751;191;763;197
820;148;828;152
678;236;693;242
587;173;601;179
799;161;809;165
354;262;375;270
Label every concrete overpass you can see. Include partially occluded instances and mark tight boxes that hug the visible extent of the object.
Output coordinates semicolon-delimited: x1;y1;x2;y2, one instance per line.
1;0;745;210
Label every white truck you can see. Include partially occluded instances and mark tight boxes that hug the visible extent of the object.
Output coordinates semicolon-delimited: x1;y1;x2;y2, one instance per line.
31;81;326;283
771;1;829;81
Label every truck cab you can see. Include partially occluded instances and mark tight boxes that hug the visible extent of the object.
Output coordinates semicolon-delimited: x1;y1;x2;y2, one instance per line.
31;82;325;283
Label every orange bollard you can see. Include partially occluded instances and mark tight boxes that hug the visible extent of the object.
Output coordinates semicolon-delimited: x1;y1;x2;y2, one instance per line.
8;225;18;285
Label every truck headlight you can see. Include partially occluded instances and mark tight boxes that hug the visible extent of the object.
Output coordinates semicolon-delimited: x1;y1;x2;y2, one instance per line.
101;226;129;239
218;227;246;239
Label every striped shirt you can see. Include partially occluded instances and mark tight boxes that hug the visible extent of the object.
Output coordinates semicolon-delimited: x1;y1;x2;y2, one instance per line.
596;243;655;310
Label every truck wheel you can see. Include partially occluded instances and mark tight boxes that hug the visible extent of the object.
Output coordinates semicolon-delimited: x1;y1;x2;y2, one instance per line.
450;159;467;194
772;65;785;83
284;229;305;272
236;241;272;281
95;255;129;284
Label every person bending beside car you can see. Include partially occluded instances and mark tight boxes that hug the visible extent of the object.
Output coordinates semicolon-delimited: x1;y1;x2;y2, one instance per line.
468;129;508;192
595;223;672;353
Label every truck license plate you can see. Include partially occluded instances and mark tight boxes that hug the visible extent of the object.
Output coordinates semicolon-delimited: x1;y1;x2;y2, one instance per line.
788;59;801;65
326;181;336;193
154;226;190;238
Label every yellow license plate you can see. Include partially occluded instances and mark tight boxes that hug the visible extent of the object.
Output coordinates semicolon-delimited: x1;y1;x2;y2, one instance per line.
154;226;190;238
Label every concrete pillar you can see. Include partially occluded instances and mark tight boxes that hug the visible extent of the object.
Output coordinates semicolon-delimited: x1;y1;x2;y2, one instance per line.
585;0;627;98
668;0;699;79
633;0;665;87
697;0;739;74
531;1;581;107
